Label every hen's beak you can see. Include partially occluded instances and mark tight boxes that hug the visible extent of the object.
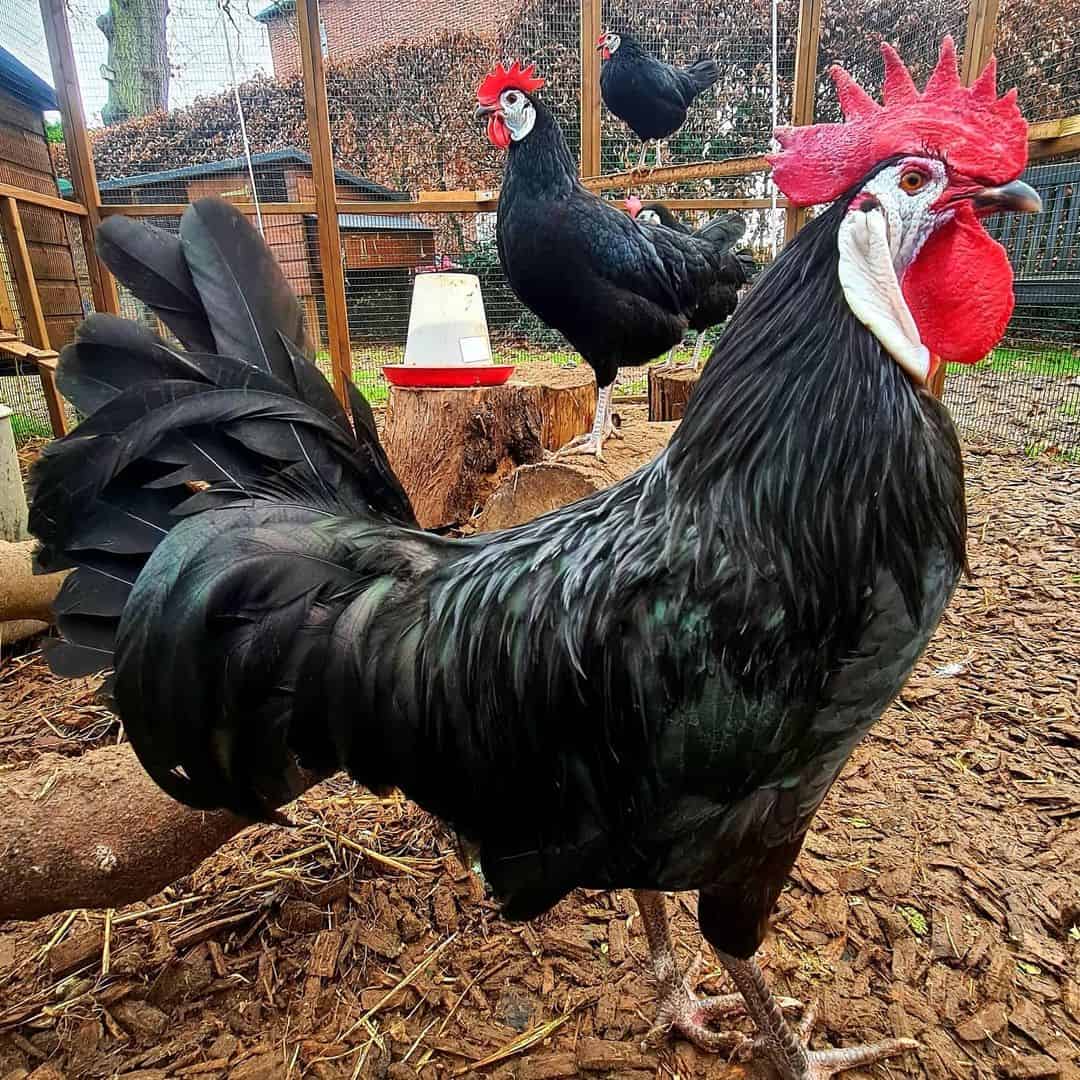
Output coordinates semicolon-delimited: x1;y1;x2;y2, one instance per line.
972;179;1042;214
474;103;499;121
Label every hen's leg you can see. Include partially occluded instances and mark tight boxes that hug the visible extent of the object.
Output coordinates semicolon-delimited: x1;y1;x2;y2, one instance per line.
655;141;664;168
636;891;767;1052
556;382;613;459
718;952;918;1080
637;142;650;170
690;332;708;370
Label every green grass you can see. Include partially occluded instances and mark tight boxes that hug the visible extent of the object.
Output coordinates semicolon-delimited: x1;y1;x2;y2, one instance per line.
947;346;1080;378
9;413;51;442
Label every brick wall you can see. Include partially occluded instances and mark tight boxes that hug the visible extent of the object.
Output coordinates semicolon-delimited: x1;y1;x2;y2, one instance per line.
264;0;515;77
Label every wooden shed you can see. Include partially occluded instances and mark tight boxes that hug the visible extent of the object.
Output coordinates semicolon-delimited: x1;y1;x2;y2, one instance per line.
0;46;85;351
95;149;436;343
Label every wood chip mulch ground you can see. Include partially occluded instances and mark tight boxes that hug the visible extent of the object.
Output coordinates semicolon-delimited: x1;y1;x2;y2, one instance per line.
0;443;1076;1080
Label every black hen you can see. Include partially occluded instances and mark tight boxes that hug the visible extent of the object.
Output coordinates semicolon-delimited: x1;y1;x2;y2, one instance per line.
629;199;756;367
598;30;720;169
479;73;753;456
32;180;979;1076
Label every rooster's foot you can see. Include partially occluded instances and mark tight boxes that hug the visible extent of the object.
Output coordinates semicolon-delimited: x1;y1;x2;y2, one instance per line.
720;958;919;1080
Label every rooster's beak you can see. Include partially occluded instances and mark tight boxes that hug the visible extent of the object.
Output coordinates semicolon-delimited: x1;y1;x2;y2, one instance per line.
474;103;498;121
972;179;1042;214
595;41;606;50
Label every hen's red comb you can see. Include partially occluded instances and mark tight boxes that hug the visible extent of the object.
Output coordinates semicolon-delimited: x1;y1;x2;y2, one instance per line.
769;36;1028;206
625;195;643;217
477;61;545;107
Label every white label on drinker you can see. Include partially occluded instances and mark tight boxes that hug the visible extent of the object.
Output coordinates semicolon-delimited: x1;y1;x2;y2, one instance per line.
459;336;490;365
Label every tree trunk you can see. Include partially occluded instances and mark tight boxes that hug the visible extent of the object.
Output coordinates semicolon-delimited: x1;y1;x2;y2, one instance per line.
648;364;700;422
382;363;594;530
97;0;170;126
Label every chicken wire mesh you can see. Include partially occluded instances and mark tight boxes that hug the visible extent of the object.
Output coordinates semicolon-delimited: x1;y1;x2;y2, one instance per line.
0;0;1075;454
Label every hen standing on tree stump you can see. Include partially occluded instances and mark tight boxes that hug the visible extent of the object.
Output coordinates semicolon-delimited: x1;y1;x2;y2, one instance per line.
480;63;752;458
598;30;720;169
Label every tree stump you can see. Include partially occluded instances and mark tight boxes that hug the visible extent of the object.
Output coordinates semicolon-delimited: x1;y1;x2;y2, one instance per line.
648;364;700;422
382;363;594;529
473;407;678;533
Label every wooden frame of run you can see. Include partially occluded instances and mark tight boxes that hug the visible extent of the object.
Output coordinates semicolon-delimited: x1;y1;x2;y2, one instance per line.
23;0;1075;412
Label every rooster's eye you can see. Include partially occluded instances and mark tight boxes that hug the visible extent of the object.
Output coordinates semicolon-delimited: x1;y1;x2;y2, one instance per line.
900;170;928;194
506;93;519;105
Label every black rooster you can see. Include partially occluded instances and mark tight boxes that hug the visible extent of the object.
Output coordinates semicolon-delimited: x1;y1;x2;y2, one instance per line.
31;37;1040;1080
478;63;753;456
598;30;719;169
627;197;755;367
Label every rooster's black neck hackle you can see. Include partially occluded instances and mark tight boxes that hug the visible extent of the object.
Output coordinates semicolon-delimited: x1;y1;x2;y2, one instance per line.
660;187;967;635
501;97;580;200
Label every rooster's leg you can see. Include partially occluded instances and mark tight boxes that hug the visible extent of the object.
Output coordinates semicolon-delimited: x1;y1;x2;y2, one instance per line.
635;891;792;1052
717;951;918;1080
556;382;613;459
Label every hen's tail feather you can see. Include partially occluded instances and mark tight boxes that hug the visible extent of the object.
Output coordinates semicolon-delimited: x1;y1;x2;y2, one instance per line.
95;215;216;354
683;58;720;95
696;212;747;251
30;198;416;690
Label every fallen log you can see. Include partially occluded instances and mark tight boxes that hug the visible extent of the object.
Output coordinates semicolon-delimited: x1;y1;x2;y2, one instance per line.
0;743;250;922
0;539;66;624
473;408;677;532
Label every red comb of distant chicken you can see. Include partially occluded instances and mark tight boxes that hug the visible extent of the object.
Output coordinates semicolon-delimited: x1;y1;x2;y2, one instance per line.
769;36;1028;206
626;195;643;217
477;62;545;106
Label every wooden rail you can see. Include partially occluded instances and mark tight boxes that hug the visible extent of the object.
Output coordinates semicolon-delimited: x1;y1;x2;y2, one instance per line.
0;198;68;435
39;0;119;316
579;0;602;178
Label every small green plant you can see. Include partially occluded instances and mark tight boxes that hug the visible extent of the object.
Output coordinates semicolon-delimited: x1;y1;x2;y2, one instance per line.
44;118;63;144
898;906;928;936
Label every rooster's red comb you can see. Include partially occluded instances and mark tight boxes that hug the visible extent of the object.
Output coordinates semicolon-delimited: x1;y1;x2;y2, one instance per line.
477;61;545;107
769;36;1028;206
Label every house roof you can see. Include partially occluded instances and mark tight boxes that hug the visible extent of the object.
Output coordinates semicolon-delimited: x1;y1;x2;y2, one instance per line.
96;148;405;201
338;213;431;233
254;0;294;23
0;46;57;112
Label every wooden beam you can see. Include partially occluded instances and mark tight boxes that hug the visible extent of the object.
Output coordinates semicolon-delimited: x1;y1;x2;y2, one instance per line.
1028;132;1080;161
580;0;602;178
960;0;1001;84
784;0;824;244
0;197;68;435
296;0;352;405
582;155;769;192
98;201;319;217
0;182;88;217
39;0;119;317
1026;114;1080;142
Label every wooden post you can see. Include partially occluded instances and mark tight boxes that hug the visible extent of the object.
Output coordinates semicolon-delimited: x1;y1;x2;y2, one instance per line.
960;0;1001;85
783;0;824;245
39;0;119;317
296;0;352;406
579;0;602;177
0;198;68;435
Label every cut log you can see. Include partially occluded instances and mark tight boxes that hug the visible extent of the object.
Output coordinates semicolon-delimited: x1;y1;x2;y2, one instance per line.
382;362;595;529
648;364;700;422
0;539;67;623
0;743;251;922
473;407;677;533
1;619;49;647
